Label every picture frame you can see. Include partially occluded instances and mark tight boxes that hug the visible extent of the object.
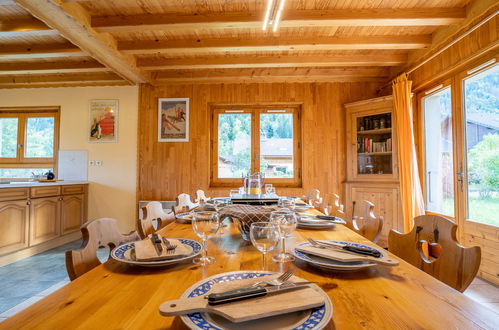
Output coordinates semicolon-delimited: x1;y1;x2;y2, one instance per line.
158;98;190;142
88;99;119;143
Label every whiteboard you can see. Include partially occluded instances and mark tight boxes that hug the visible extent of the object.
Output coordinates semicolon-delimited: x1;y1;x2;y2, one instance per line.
58;150;88;181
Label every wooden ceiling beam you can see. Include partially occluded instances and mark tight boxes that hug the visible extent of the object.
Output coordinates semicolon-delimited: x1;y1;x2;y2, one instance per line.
0;81;130;89
0;72;125;85
93;8;466;33
152;67;390;84
13;0;151;84
0;43;85;59
120;35;432;55
138;54;407;70
0;60;108;75
0;17;56;36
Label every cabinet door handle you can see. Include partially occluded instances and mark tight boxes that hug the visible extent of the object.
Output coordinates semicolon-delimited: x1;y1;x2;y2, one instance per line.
26;201;31;205
59;197;64;201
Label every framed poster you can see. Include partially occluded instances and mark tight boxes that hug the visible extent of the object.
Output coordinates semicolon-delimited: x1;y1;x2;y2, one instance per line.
89;99;118;143
158;98;189;142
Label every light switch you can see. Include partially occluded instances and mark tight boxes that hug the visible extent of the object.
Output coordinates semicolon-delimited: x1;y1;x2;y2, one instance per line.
89;160;95;166
96;160;103;166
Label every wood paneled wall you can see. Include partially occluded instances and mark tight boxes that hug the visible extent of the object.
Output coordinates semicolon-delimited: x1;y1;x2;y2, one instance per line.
410;14;498;90
137;82;380;201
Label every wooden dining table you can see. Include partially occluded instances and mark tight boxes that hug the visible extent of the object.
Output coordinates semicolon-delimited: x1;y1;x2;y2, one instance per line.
1;207;498;329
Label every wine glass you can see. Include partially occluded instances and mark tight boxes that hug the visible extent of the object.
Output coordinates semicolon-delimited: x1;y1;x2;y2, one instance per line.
192;211;221;265
250;222;279;270
265;184;273;195
278;197;295;211
270;210;297;263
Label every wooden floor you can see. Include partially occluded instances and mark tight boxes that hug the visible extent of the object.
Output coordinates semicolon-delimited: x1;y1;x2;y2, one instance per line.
0;242;497;322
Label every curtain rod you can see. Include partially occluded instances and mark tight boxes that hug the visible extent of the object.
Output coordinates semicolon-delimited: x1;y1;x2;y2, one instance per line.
377;9;498;93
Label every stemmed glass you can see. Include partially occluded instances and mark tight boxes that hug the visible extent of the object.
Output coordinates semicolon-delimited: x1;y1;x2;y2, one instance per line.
270;210;297;263
265;184;273;195
192;211;220;265
250;222;279;270
278;197;295;210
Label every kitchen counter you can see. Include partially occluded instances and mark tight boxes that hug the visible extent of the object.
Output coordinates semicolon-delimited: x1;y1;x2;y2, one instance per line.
0;180;88;188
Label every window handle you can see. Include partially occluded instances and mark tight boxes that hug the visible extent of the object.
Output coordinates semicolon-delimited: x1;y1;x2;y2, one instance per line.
456;163;464;193
17;144;23;149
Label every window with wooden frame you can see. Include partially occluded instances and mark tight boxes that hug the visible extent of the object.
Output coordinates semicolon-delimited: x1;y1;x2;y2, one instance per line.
0;107;60;179
210;104;302;187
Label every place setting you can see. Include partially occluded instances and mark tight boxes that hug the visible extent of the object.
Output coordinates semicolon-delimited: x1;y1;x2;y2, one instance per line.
292;238;399;271
158;270;333;330
110;233;202;267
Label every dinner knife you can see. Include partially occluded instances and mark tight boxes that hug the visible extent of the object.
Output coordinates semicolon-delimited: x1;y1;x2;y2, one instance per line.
313;240;381;258
151;233;163;256
207;282;312;305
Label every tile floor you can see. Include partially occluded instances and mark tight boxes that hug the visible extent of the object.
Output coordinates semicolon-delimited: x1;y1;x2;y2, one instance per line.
0;240;109;322
0;242;497;322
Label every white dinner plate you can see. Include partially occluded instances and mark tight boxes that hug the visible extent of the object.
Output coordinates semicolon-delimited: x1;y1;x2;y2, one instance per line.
179;271;332;330
111;238;202;267
293;241;377;271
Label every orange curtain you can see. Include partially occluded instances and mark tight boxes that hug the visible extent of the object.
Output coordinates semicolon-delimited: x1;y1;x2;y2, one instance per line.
392;73;425;232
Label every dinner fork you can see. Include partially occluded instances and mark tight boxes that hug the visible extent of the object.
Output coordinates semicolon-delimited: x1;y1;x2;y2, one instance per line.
162;237;177;254
251;270;294;287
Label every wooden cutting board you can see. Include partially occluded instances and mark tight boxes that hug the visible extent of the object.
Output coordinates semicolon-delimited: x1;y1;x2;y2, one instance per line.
134;238;193;261
296;244;399;266
159;276;325;323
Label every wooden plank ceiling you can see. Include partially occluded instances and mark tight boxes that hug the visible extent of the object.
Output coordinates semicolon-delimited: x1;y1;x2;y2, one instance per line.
0;0;471;88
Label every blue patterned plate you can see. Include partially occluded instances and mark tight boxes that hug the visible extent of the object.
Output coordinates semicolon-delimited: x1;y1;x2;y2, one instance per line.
110;238;202;267
293;241;378;271
180;271;333;329
176;212;194;223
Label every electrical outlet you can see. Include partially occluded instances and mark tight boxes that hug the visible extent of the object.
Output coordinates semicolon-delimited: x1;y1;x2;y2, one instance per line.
89;160;95;166
95;160;103;166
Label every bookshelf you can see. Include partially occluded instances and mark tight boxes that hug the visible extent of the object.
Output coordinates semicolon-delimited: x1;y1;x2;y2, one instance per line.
344;95;402;248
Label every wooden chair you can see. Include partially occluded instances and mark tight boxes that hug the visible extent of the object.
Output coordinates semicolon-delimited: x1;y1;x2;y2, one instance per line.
66;218;140;281
388;215;481;292
174;193;198;213
137;201;175;239
346;200;383;243
321;193;345;218
195;189;210;203
302;189;323;207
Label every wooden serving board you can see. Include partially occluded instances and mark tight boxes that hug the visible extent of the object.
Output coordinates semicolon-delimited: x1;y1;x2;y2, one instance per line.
134;238;193;261
296;244;399;266
159;276;325;323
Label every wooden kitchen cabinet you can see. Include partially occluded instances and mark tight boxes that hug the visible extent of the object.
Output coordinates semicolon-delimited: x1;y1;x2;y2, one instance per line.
0;200;29;255
29;196;61;246
345;182;403;248
0;183;88;260
60;194;85;235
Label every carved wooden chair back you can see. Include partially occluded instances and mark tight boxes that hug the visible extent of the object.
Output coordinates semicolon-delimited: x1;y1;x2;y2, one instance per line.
321;193;345;218
137;201;175;239
175;193;199;213
302;189;323;207
66;218;140;281
195;190;210;203
388;215;481;292
345;200;383;243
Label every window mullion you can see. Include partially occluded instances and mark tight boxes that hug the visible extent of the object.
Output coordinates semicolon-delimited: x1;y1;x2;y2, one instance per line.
18;113;26;164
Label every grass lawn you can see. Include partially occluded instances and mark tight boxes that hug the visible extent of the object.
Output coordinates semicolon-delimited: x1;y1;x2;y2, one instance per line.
442;196;499;226
468;196;499;226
